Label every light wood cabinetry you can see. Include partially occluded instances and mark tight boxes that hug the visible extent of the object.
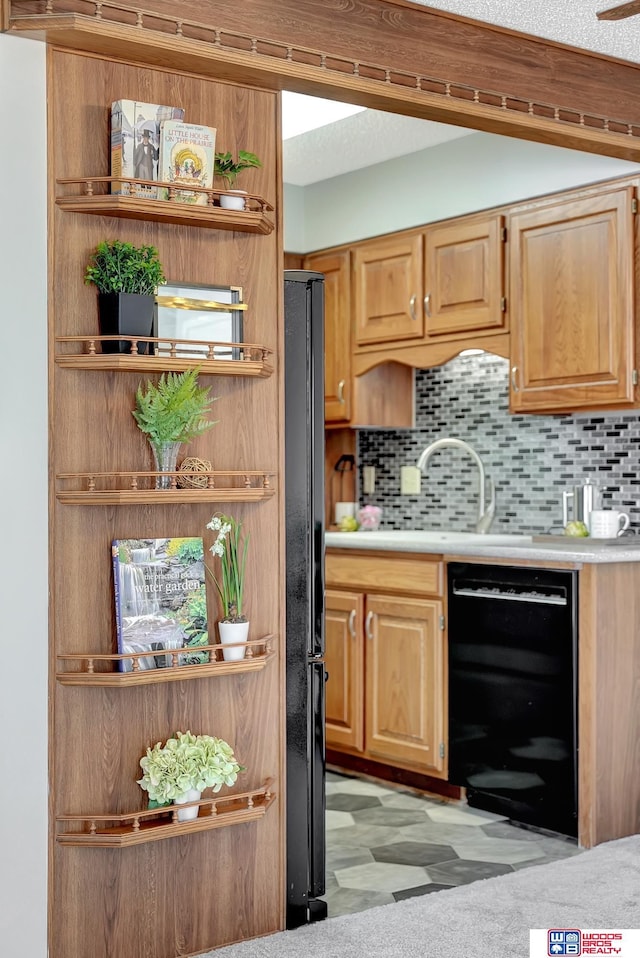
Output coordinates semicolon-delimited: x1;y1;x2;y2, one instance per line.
353;232;424;346
325;590;364;751
508;184;637;413
303;246;415;429
424;213;506;340
325;551;446;778
327;178;640;418
303;249;352;423
365;593;444;772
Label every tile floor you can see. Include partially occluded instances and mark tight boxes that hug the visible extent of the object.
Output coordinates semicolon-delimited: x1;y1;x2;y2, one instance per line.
322;771;582;917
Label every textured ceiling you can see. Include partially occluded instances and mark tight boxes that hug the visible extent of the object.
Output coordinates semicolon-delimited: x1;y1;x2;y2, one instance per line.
282;0;640;186
409;0;640;63
283;111;472;186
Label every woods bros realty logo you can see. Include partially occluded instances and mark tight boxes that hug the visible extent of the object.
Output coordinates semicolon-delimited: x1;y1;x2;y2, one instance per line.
529;930;640;956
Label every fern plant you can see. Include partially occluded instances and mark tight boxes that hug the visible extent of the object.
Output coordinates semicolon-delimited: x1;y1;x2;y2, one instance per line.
132;368;217;445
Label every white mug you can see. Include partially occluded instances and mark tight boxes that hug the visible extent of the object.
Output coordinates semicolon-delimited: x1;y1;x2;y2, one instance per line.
588;509;630;539
335;501;357;524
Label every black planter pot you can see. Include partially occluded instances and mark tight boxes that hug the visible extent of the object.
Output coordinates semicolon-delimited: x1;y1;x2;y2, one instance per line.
98;292;155;354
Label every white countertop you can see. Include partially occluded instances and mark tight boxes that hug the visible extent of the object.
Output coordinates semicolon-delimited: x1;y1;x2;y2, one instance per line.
325;530;640;563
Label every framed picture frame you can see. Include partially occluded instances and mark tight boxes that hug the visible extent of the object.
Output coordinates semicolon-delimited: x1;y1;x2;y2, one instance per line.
154;281;246;359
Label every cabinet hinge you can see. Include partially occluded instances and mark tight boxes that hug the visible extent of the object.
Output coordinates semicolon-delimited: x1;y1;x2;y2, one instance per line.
633;197;638;215
500;296;507;313
633;369;638;386
439;742;445;759
439;614;445;631
500;226;507;242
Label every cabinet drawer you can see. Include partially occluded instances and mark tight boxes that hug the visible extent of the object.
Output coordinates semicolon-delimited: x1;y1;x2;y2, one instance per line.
325;552;442;597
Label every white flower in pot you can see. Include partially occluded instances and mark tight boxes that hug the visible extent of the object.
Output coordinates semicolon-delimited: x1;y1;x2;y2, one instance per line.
206;513;250;660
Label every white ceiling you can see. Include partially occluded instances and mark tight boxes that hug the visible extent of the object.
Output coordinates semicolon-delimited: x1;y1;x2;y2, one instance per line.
282;0;640;187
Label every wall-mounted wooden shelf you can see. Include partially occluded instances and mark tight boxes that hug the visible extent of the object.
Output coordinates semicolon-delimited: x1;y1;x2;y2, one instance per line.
55;177;275;234
55;336;275;377
56;781;275;847
56;470;276;504
57;636;276;685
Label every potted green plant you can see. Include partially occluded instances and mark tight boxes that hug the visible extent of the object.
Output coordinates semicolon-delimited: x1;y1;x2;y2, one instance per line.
137;730;244;821
132;367;217;487
84;239;166;354
214;149;262;210
206;512;250;661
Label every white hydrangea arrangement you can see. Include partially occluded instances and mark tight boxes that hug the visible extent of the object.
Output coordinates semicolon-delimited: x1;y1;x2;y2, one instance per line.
206;513;249;623
137;730;243;805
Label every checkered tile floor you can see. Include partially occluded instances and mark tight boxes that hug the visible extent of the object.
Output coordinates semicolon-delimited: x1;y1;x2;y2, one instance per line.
322;771;582;917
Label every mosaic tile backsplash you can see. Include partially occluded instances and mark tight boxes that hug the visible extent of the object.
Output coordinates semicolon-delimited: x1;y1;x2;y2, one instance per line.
356;352;640;535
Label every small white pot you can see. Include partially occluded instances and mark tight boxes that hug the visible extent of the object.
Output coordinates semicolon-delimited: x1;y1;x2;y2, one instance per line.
218;620;249;661
174;788;202;822
220;190;247;211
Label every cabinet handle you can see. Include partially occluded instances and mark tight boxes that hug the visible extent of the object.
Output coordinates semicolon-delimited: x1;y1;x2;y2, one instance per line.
409;294;417;321
348;609;356;637
424;293;431;317
337;379;345;404
365;610;374;640
511;366;520;392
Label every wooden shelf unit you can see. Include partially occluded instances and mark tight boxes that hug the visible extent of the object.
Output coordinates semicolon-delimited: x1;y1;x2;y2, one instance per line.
56;781;275;847
55;470;276;504
55;336;274;377
57;635;276;685
43;42;283;958
56;176;275;234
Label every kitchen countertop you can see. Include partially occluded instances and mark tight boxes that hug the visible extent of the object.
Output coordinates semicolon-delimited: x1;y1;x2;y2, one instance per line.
325;530;640;563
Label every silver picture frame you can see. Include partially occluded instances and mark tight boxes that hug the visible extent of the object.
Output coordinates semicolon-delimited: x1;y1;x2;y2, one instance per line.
154;281;246;359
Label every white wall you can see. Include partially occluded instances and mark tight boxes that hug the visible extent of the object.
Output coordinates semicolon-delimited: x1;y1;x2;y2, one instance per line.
284;130;640;252
0;32;48;958
283;182;306;253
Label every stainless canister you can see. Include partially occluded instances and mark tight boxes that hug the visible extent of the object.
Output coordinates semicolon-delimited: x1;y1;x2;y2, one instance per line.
562;477;600;529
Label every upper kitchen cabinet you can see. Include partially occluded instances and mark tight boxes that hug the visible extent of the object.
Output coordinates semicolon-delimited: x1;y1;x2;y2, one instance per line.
423;213;507;341
303;249;352;423
353;232;424;347
508;184;637;414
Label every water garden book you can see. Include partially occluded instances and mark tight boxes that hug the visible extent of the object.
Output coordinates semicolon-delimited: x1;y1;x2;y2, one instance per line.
110;100;185;199
111;538;209;672
157;120;217;205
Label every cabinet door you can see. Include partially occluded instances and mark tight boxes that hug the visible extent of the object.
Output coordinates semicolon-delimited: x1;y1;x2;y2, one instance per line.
424;214;506;338
509;187;636;413
365;594;444;773
325;589;365;752
353;233;424;346
304;249;352;423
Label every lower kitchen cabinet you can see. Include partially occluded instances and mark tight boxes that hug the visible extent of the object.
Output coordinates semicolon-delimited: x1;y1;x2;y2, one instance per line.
325;552;446;778
365;594;444;772
325;589;365;751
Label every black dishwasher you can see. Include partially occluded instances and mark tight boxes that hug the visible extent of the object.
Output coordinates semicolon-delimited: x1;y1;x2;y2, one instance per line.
447;562;578;837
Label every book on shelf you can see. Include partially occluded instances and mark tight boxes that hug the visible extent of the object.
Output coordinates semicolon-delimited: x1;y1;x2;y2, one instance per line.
111;538;209;672
158;120;217;206
110;100;185;199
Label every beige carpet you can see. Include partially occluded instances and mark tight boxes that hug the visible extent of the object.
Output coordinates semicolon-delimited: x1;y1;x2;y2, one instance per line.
205;835;640;958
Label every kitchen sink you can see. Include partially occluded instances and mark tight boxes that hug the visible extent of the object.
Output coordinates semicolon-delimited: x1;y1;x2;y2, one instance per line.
326;530;533;546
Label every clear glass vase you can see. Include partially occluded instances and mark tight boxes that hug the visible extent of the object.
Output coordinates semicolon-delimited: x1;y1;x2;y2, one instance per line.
150;440;182;489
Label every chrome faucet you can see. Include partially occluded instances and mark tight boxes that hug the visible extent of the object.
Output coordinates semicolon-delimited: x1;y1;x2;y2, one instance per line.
416;437;496;534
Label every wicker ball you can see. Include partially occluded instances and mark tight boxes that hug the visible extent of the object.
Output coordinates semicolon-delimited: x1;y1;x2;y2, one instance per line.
177;457;213;489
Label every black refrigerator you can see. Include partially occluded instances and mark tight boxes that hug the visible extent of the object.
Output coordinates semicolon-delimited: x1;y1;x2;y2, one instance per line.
284;270;327;929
